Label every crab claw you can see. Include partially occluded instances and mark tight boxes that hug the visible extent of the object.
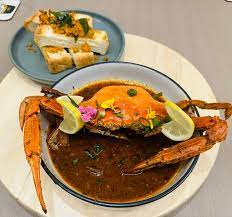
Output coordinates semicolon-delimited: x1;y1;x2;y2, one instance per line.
126;119;228;174
28;154;47;213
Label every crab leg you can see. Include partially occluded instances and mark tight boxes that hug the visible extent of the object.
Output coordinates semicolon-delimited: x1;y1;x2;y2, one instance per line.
24;114;47;213
19;96;63;129
176;100;232;120
19;96;44;130
19;96;63;213
126;118;228;174
20;97;47;213
41;86;65;97
40;97;63;117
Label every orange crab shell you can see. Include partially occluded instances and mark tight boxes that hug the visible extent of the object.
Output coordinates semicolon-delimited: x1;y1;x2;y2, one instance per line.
80;85;168;129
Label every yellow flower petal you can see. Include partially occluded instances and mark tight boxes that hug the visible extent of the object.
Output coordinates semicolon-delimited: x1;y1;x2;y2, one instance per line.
101;98;115;109
149;120;154;129
148;111;156;119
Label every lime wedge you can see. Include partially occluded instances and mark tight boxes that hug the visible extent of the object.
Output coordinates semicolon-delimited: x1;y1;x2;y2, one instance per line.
161;100;195;141
56;98;84;134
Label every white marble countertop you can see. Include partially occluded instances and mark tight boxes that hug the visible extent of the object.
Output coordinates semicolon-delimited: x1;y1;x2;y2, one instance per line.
0;1;231;217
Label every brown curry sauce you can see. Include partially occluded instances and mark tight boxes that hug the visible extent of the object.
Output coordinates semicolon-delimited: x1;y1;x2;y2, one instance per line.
48;80;181;203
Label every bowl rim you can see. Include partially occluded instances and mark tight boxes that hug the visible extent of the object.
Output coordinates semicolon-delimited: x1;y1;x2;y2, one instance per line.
41;61;199;208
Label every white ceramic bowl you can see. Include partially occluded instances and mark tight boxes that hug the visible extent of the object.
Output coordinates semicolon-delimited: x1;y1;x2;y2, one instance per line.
41;62;198;208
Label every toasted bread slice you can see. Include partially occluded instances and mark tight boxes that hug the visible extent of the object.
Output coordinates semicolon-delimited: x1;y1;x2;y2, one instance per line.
24;11;42;32
24;11;93;32
34;25;109;55
41;46;73;73
69;48;96;68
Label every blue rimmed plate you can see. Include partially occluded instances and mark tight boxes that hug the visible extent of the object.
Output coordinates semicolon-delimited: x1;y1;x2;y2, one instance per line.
9;10;125;85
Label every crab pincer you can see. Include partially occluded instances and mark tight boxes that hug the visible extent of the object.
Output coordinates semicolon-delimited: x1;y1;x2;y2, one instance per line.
126;101;231;174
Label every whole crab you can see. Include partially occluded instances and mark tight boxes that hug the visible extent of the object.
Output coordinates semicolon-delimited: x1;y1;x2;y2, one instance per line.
19;85;232;213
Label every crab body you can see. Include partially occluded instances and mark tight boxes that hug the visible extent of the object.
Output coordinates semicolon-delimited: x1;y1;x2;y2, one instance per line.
80;85;168;133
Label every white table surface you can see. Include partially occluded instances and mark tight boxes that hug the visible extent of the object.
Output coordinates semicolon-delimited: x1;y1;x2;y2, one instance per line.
0;1;231;217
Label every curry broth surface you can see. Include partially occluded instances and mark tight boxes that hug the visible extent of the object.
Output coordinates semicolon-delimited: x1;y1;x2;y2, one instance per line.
48;80;181;202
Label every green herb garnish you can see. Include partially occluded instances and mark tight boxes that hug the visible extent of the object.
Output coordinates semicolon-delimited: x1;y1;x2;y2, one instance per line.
96;100;100;108
51;11;64;21
72;158;79;165
144;126;152;133
152;92;163;100
67;95;79;107
62;13;73;27
50;18;57;24
79;18;90;35
99;110;106;118
116;113;123;118
84;149;95;159
93;144;104;155
152;117;161;127
51;11;73;27
127;89;137;97
74;35;78;43
164;116;172;123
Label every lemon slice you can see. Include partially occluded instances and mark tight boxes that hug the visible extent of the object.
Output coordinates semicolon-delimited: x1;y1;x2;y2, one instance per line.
56;95;84;105
161;100;195;141
56;97;84;134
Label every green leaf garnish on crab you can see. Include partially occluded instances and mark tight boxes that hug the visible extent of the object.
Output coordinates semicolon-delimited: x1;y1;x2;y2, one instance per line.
127;89;137;97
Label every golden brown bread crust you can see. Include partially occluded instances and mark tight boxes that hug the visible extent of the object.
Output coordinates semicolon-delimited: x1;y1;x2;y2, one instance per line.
69;48;96;68
75;52;95;68
41;46;73;73
25;11;105;72
24;11;42;32
47;64;71;73
34;24;109;55
24;10;94;33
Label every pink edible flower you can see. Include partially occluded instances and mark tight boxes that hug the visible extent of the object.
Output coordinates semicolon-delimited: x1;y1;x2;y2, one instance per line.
78;106;97;122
